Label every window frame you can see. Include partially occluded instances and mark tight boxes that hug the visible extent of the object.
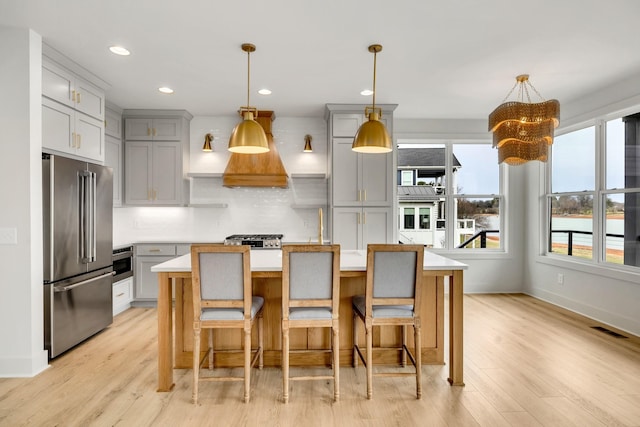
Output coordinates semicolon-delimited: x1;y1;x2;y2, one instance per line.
545;114;640;272
400;170;414;186
396;140;506;252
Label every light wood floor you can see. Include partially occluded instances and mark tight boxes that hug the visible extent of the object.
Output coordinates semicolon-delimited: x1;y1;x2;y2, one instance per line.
1;294;639;427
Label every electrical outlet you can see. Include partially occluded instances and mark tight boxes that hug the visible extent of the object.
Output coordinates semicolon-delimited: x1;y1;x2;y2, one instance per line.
0;227;18;245
557;273;564;285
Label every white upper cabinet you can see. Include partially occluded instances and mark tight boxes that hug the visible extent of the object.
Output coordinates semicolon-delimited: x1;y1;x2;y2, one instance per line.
42;59;105;121
124;118;182;141
42;97;104;162
41;53;106;163
105;108;123;138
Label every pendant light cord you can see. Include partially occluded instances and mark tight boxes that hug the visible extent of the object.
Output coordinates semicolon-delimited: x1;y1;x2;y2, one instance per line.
372;50;377;110
246;49;251;108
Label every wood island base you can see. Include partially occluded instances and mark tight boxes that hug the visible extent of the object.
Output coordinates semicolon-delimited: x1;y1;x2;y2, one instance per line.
155;252;465;392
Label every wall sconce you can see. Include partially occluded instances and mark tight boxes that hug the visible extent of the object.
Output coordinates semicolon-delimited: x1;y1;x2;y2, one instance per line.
202;133;213;152
303;134;313;152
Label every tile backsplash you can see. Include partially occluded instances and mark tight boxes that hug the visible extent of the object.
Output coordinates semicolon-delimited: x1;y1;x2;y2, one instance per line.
113;115;329;246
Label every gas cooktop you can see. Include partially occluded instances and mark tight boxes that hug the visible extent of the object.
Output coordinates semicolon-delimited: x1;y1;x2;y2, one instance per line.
224;234;283;249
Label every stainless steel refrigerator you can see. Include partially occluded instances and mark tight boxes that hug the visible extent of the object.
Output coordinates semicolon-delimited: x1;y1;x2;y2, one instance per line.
43;154;113;358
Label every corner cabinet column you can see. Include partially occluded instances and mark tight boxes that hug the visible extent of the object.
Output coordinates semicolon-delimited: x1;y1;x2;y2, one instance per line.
325;104;397;250
122;110;192;206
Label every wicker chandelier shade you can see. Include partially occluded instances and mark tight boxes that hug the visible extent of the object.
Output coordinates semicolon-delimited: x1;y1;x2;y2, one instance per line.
488;75;559;165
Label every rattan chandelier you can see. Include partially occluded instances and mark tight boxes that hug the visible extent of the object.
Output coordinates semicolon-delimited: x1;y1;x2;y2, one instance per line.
488;75;560;165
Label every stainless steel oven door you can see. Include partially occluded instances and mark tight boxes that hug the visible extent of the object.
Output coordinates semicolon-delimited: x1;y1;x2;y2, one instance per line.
44;267;113;358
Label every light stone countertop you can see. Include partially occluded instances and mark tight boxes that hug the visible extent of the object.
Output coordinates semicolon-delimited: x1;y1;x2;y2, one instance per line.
151;249;468;273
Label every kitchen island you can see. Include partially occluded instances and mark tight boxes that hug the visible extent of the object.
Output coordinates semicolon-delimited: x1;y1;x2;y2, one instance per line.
151;249;467;392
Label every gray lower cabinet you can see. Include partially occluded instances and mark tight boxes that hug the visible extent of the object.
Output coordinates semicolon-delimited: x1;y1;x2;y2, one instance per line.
134;243;190;302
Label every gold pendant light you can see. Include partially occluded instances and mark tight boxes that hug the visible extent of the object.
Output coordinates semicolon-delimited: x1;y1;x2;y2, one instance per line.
488;74;559;165
352;44;392;153
228;43;269;154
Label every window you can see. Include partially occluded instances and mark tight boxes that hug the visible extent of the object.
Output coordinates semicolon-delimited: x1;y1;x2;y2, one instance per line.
403;208;415;229
419;207;430;230
401;170;413;186
396;142;503;250
547;114;640;269
453;144;502;250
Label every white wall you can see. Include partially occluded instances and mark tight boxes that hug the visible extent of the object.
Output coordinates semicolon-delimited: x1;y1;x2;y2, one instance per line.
523;73;640;337
113;116;329;246
0;27;49;377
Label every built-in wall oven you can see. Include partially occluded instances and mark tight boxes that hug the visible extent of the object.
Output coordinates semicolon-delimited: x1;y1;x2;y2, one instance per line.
112;246;133;282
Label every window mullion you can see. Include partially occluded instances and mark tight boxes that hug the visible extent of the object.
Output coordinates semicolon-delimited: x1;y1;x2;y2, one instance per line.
445;143;455;249
594;120;605;263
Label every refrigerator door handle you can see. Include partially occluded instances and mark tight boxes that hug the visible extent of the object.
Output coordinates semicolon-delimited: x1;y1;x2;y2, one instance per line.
54;272;113;293
80;170;96;263
89;171;97;262
79;171;86;263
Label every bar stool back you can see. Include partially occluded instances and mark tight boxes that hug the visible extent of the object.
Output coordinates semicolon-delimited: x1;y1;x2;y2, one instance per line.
281;244;341;403
352;244;424;399
190;244;264;404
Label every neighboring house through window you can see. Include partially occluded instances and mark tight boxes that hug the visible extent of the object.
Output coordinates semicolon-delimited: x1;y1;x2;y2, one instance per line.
397;144;502;250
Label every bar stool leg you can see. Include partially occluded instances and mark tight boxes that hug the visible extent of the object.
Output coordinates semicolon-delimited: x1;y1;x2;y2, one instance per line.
282;323;290;403
353;312;359;368
192;327;201;404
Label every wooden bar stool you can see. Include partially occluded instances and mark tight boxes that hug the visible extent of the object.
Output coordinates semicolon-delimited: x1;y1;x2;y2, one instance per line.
281;244;340;403
190;244;264;404
352;244;424;399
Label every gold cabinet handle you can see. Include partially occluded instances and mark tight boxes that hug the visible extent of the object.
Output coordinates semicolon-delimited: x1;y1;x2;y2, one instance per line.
152;128;157;137
71;90;76;102
357;212;361;225
363;189;367;201
116;292;125;297
71;132;76;148
147;127;151;136
149;248;161;252
77;133;81;148
76;92;81;103
357;190;361;202
363;212;366;224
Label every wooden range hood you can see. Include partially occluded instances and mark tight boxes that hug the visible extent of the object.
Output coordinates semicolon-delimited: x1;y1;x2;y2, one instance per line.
223;110;288;188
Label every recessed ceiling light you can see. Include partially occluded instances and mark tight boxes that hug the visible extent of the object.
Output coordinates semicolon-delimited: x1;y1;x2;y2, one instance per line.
109;46;130;56
158;87;174;94
360;89;374;96
258;88;272;95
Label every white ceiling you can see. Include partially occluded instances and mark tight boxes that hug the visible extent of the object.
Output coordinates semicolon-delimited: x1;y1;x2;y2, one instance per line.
2;0;640;119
